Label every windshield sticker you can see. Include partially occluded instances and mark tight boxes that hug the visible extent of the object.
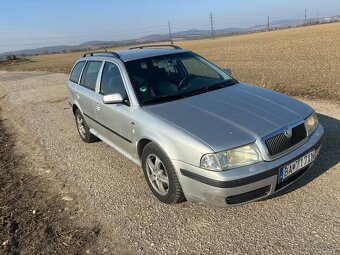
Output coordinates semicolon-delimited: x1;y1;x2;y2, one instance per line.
157;58;177;68
139;85;147;92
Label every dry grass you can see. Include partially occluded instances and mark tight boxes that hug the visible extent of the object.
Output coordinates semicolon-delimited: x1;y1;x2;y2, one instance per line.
1;22;340;101
176;23;340;101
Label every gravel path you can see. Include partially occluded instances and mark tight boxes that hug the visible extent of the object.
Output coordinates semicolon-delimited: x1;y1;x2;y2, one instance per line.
0;71;339;254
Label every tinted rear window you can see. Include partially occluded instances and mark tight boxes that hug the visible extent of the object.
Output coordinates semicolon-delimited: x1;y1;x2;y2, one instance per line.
70;61;85;83
80;61;102;91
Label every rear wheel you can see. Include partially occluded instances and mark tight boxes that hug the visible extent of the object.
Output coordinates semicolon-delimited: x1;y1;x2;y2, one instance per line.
142;142;185;204
74;109;97;143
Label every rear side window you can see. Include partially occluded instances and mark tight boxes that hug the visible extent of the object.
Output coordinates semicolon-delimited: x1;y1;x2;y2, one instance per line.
70;61;85;83
100;62;127;98
80;61;102;91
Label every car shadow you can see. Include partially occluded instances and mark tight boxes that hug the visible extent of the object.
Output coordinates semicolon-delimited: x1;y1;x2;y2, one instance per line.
267;113;340;199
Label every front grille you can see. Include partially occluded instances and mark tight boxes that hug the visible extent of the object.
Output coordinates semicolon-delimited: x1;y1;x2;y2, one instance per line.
226;186;271;205
265;123;307;156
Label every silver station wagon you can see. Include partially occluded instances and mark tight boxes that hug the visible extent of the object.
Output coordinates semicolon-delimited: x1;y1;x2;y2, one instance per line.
67;45;324;207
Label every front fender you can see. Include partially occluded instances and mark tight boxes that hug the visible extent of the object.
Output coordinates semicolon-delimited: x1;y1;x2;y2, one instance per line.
134;114;213;167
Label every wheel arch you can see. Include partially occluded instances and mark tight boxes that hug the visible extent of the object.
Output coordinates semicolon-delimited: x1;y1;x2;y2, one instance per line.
137;138;153;159
72;104;79;115
137;137;171;161
72;102;83;115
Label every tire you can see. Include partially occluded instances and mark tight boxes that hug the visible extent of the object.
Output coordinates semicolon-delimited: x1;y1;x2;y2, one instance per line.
74;109;98;143
142;142;185;204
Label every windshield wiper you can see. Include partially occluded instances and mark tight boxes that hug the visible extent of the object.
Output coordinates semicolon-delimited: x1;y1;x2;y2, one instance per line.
142;94;186;105
190;81;234;96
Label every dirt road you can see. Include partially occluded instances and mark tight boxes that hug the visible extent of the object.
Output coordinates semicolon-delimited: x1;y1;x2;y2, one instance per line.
0;71;339;254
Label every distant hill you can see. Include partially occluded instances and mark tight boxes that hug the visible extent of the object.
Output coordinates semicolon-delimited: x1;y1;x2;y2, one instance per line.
1;15;339;57
78;40;114;46
0;45;71;57
136;28;249;42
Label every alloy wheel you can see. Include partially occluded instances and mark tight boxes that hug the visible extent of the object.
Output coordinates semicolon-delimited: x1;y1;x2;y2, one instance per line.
146;154;169;195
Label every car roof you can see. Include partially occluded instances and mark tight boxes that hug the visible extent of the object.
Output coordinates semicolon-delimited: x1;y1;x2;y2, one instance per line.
81;48;190;62
116;48;189;62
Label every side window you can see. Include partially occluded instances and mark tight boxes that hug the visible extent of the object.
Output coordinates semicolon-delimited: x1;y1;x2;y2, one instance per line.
100;62;127;99
80;61;102;91
70;61;85;83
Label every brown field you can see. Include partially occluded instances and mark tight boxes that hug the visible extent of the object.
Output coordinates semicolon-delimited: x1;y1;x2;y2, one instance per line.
1;22;340;101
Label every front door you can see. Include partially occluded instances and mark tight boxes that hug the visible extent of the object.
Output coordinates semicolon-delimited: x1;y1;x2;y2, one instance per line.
93;61;134;154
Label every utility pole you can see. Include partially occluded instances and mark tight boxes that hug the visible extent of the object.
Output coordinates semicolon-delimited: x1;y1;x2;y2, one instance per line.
168;21;173;45
305;8;307;23
210;11;214;39
317;11;319;23
267;16;270;30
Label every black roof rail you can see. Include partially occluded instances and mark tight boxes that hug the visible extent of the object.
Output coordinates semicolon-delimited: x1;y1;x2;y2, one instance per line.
83;51;120;58
129;44;182;50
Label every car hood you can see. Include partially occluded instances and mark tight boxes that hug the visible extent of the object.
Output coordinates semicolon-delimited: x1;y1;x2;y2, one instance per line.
144;83;312;152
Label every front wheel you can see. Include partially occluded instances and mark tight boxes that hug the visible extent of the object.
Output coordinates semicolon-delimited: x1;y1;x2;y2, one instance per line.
142;143;185;204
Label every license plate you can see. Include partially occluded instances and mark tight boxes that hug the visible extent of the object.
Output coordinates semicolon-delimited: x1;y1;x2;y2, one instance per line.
278;150;315;183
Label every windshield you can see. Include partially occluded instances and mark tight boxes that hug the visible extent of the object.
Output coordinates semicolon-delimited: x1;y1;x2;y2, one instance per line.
125;52;238;105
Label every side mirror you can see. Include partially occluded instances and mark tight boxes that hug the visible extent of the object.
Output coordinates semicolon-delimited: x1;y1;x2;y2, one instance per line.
223;67;232;76
103;93;124;104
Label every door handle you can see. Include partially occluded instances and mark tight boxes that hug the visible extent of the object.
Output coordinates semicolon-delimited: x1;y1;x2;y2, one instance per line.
96;103;100;111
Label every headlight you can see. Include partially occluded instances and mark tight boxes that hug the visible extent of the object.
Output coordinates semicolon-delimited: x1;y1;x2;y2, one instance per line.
305;112;318;136
200;143;262;171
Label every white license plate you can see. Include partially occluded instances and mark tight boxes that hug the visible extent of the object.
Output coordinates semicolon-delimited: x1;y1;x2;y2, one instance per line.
278;150;315;183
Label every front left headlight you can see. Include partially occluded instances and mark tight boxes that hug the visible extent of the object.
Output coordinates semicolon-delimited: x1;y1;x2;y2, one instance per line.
305;111;318;136
200;143;263;171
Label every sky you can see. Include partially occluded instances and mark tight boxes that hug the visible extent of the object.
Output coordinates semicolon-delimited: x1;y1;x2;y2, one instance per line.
0;0;339;53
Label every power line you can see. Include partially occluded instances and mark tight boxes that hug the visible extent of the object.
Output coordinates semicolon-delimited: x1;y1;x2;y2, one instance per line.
168;21;173;45
210;11;214;39
3;12;333;53
267;16;270;30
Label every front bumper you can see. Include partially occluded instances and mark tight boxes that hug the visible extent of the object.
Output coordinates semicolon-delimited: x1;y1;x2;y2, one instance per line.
173;124;324;207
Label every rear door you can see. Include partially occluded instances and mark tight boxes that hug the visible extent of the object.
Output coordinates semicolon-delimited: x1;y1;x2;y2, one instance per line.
76;61;103;130
68;61;86;104
93;61;134;154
